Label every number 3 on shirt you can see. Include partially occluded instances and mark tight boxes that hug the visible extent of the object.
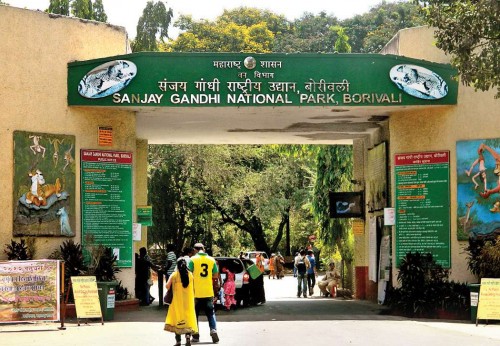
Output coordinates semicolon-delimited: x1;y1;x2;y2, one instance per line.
200;263;209;277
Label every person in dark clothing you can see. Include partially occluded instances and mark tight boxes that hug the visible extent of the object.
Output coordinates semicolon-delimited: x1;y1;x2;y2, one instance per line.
135;247;158;306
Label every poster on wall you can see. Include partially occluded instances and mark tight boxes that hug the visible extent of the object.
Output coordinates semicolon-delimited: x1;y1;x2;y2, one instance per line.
0;260;60;323
81;149;133;267
13;131;76;237
395;151;450;267
367;142;388;212
456;139;500;240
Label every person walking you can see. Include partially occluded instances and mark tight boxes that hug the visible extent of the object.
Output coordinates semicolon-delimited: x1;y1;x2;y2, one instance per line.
275;252;285;279
164;258;198;346
269;253;276;279
165;244;177;281
306;250;317;296
294;249;310;298
135;247;158;306
188;243;220;343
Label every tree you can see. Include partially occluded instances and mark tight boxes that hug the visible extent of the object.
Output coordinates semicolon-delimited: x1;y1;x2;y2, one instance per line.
71;0;92;20
168;8;285;53
92;0;107;22
416;0;500;98
342;1;425;53
46;0;107;22
132;1;173;52
333;26;352;53
273;11;339;53
47;0;70;16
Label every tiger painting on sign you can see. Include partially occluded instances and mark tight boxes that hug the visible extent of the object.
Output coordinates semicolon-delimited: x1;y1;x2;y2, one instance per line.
13;131;76;237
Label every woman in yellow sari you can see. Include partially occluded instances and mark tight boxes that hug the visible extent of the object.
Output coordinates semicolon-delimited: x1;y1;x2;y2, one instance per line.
164;258;198;346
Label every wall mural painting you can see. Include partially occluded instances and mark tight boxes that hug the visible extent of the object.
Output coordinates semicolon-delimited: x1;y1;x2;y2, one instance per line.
13;131;76;237
456;139;500;240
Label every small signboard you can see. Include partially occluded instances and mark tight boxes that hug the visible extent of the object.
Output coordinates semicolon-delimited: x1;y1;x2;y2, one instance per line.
353;219;365;236
98;126;113;146
71;276;102;319
477;278;500;324
0;260;60;323
136;205;153;226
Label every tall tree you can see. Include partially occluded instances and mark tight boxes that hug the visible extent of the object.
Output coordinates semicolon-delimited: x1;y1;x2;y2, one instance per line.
273;11;339;53
416;0;500;98
342;1;425;52
92;0;107;22
71;0;92;20
132;1;173;52
47;0;70;16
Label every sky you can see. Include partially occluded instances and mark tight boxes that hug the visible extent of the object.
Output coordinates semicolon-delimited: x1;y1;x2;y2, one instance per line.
6;0;398;39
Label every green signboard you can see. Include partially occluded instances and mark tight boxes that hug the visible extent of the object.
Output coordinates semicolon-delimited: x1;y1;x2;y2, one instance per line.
395;151;450;268
81;149;133;267
136;205;153;226
68;52;457;108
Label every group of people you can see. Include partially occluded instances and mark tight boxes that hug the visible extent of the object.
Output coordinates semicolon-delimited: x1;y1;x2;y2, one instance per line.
268;252;285;279
135;243;220;346
294;249;341;298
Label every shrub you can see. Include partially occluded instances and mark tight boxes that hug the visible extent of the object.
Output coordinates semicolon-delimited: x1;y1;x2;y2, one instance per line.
386;252;468;318
4;238;34;260
465;235;500;279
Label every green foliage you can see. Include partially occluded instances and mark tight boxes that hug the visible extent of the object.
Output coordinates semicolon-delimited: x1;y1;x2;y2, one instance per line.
46;0;107;22
4;238;34;260
386;252;468;318
273;12;340;52
465;235;500;279
168;7;283;53
84;234;120;282
115;281;130;301
132;1;173;52
342;1;425;52
416;0;500;97
49;239;87;303
71;0;92;19
312;145;353;246
47;0;70;16
148;145;317;255
92;0;107;22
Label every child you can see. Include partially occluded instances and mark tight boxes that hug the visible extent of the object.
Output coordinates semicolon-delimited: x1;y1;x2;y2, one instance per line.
222;267;236;311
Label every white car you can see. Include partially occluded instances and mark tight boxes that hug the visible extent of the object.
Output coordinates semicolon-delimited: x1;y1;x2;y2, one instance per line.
244;251;270;272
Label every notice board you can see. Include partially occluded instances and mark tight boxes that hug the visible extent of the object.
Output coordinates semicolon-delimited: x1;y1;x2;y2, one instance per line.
395;151;450;267
71;276;102;319
81;149;133;267
477;278;500;321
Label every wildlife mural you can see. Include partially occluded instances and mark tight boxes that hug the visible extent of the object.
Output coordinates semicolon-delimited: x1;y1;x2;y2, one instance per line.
456;138;500;240
13;131;76;237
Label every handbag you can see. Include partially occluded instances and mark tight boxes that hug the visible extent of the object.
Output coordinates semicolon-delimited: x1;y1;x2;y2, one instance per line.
246;263;262;280
164;287;173;305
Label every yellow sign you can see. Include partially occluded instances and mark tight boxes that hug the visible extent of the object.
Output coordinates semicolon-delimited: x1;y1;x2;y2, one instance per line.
477;278;500;321
353;220;364;236
71;276;102;319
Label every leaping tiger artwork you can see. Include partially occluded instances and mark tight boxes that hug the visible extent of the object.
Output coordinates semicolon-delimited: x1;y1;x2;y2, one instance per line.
78;60;137;99
390;64;448;100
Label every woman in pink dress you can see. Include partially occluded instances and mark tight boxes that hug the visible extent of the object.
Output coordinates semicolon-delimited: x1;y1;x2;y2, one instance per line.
222;267;236;311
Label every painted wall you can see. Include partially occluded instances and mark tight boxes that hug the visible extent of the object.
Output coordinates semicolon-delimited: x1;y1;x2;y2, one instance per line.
384;26;499;284
0;6;138;291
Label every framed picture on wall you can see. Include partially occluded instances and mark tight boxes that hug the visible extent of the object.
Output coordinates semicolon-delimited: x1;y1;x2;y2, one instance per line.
329;191;364;218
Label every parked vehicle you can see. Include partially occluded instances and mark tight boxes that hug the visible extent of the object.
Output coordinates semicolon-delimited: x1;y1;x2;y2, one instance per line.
244;251;270;273
214;257;250;307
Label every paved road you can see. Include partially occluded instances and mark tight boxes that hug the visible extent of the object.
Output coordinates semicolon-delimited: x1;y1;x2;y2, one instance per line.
1;275;500;346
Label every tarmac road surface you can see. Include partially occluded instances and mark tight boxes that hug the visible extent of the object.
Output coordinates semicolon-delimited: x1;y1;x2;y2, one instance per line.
1;275;499;346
